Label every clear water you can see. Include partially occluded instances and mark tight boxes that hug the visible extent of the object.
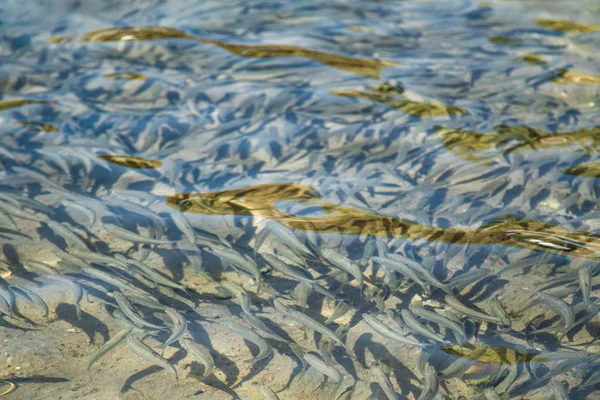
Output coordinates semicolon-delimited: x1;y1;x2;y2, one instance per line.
0;0;599;399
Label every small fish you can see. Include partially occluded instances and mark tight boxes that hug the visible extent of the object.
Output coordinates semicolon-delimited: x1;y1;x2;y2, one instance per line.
535;291;575;334
116;255;185;291
0;209;17;230
304;352;342;382
387;254;452;294
46;221;88;250
220;280;253;315
372;363;399;400
204;245;263;291
260;383;281;400
225;321;272;364
401;309;448;344
418;365;439;400
163;307;188;349
10;285;49;321
489;292;511;328
444;295;503;324
69;248;127;269
447;268;493;293
23;261;60;275
440;345;487;379
63;199;96;228
179;338;214;379
373;256;430;294
324;301;352;324
240;313;287;342
104;224;171;245
88;328;131;381
483;388;502;400
111;309;162;336
362;314;422;347
0;200;44;222
256;220;313;258
409;304;466;344
125;333;178;380
550;380;569;400
171;212;196;244
321;249;363;292
83;266;147;296
289;309;352;353
293;281;310;310
113;291;164;330
262;253;316;284
579;264;592;304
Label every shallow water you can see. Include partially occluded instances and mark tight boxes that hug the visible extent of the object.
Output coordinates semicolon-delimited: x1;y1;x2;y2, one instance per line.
0;0;600;399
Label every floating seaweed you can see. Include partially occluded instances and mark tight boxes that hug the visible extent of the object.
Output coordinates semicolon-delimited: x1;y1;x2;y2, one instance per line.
14;121;58;132
437;125;600;163
333;82;470;118
564;162;600;178
49;26;397;78
536;19;600;34
103;72;149;81
96;155;163;169
552;69;600;87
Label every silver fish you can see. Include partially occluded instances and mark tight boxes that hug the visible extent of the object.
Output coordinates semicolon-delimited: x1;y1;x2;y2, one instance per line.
23;260;60;275
204;245;262;290
535;291;575;333
240;313;287;342
401;309;448;345
288;309;351;353
372;363;399;400
418;365;439;400
0;200;44;222
373;256;430;294
83;266;147;296
579;264;592;304
440;346;487;379
88;328;131;381
489;292;511;328
179;338;214;379
163;307;188;349
483;388;502;400
220;280;252;315
0;209;17;230
171;212;197;245
10;285;49;321
125;333;178;380
104;223;172;245
362;314;422;347
113;291;164;330
293;281;310;310
69;248;127;269
409;304;466;344
262;253;316;284
444;295;503;325
116;255;186;291
225;321;272;364
260;383;281;400
388;254;451;294
321;248;363;290
447;268;493;293
47;221;88;250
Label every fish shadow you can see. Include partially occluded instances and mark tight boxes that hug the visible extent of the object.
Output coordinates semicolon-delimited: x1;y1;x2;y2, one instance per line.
55;303;109;345
185;362;240;399
121;348;187;394
187;320;241;391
